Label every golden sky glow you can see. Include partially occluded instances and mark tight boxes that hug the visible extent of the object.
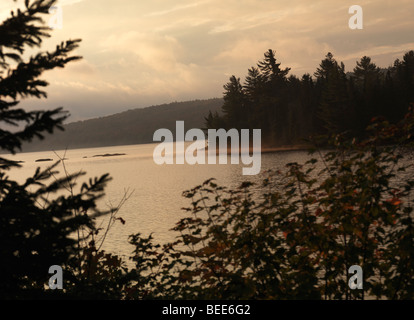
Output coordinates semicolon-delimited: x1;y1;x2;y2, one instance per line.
1;0;414;121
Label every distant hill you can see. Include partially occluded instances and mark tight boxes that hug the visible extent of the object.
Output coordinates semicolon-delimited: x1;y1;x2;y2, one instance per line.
20;98;223;152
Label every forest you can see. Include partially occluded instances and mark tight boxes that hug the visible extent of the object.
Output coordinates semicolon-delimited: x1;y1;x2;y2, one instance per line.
18;98;223;152
205;49;414;147
18;49;414;153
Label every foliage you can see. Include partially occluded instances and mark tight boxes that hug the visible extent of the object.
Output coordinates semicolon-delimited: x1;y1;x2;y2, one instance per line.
126;109;414;300
0;0;124;299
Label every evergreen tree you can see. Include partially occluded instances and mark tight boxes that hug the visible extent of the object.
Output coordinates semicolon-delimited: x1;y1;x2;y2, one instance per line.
0;0;112;299
221;75;247;129
243;66;265;132
314;53;356;134
296;73;318;140
206;49;414;147
314;52;336;80
204;110;224;129
352;56;382;131
393;51;414;113
257;49;290;82
257;49;290;144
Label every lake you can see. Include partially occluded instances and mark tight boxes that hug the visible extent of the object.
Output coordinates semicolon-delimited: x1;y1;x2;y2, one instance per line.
5;142;312;261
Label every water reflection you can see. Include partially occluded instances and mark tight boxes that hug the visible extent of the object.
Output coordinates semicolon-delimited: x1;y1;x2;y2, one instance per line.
5;143;413;261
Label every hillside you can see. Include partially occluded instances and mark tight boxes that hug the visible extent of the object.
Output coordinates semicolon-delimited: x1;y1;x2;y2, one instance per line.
21;98;223;152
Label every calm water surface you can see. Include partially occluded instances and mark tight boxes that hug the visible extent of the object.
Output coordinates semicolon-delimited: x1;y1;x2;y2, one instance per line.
5;143;315;259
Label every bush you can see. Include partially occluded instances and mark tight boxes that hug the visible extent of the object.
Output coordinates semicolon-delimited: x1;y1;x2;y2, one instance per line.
126;108;414;300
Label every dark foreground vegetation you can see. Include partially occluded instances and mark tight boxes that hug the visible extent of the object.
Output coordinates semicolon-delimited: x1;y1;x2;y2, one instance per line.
1;1;413;300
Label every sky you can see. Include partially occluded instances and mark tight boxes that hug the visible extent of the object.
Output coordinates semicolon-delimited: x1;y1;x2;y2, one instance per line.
1;0;414;122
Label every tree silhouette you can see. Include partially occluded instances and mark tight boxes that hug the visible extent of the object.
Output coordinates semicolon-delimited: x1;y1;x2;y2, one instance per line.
0;0;111;299
206;49;413;146
222;76;246;129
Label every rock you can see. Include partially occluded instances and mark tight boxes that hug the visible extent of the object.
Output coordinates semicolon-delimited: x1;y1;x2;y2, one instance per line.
35;158;53;162
92;153;126;158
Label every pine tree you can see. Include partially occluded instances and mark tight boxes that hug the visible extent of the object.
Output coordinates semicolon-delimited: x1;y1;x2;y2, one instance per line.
0;0;111;299
257;49;290;81
353;56;380;88
394;51;414;110
257;49;290;144
243;66;265;131
314;52;336;80
221;75;247;129
314;53;356;134
206;49;413;147
297;73;318;139
352;56;382;130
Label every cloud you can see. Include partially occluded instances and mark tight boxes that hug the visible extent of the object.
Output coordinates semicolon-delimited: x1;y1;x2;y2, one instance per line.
146;0;210;17
59;0;85;6
2;0;414;121
101;31;183;73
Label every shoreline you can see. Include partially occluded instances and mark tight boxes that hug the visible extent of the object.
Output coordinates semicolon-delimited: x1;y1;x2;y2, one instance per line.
204;144;312;155
260;145;311;154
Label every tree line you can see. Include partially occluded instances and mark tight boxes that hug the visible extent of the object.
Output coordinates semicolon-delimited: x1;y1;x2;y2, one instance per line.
18;98;223;153
205;49;414;147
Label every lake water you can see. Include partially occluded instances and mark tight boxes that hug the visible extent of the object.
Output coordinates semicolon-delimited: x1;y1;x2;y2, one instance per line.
5;143;312;261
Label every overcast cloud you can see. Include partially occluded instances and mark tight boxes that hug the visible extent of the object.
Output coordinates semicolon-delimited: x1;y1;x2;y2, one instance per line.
1;0;413;121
